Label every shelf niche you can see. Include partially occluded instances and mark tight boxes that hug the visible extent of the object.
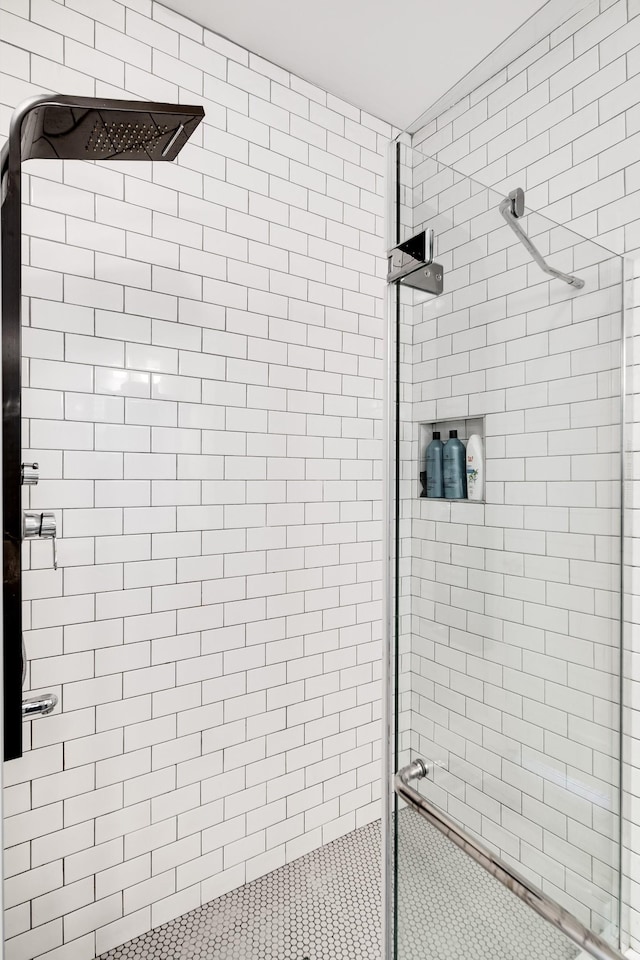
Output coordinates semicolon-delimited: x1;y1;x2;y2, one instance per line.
418;416;484;502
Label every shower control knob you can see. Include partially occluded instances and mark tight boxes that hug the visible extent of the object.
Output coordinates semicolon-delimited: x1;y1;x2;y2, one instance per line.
23;511;58;570
21;462;39;485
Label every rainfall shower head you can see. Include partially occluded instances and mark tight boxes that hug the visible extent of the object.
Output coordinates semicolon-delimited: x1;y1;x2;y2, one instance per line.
387;228;444;296
17;95;204;162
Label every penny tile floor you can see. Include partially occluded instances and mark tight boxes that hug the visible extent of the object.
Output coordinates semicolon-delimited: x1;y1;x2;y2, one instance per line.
100;810;587;959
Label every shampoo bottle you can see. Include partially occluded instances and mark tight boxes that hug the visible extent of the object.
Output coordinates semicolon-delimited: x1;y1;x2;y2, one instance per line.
466;434;484;501
425;431;444;498
443;430;467;499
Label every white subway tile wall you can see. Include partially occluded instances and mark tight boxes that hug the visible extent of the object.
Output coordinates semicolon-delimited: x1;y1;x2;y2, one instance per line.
409;0;639;948
0;1;392;957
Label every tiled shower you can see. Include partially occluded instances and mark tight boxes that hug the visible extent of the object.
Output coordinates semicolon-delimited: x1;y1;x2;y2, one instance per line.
2;2;390;955
1;0;640;959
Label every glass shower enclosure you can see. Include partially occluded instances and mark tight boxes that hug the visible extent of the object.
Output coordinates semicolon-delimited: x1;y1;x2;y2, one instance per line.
383;139;627;960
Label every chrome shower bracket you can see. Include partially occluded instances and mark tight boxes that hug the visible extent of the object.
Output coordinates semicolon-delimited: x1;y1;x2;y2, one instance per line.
387;228;444;296
499;187;585;289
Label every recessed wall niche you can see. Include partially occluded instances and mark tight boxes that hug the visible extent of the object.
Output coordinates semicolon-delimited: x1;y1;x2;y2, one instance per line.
418;416;485;501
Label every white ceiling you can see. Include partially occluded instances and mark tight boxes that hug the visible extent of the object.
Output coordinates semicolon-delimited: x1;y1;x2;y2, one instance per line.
163;0;553;129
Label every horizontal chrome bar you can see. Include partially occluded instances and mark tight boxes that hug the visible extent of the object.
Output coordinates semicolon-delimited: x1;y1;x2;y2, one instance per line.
394;760;624;960
22;693;57;718
499;189;584;289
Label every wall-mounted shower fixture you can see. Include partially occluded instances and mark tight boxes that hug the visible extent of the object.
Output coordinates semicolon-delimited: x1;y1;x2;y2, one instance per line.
499;187;585;289
1;94;204;760
21;462;39;486
387;228;444;296
22;693;57;719
23;511;58;570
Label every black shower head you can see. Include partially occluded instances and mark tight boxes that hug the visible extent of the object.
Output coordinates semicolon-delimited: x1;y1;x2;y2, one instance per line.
17;95;204;162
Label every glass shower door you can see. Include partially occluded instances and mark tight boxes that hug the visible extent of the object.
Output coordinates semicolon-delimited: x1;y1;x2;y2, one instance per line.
386;144;626;960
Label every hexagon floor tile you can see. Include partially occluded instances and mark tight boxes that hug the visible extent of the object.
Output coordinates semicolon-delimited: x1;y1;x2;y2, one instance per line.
100;821;382;960
99;811;582;960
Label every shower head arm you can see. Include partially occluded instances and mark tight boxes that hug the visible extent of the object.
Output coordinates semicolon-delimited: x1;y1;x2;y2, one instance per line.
3;93;84;200
0;94;40;206
1;93;120;204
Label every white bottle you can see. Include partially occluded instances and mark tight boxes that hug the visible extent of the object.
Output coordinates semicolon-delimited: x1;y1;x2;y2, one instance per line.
466;434;484;501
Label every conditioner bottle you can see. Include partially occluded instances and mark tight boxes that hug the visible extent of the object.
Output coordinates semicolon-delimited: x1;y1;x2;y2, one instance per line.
466;434;484;501
425;431;444;498
443;430;467;499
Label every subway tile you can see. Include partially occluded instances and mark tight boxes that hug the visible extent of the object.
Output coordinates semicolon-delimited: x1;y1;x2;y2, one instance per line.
95;908;151;956
32;877;94;929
